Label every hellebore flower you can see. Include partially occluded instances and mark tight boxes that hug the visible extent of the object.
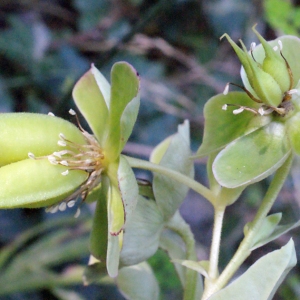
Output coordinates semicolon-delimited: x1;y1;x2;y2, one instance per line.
197;27;300;188
0;62;140;277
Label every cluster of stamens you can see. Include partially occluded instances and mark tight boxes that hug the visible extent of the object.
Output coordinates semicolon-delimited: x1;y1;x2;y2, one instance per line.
222;40;298;117
28;109;104;217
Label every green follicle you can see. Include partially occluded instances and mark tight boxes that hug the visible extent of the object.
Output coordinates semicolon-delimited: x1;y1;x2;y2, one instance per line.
252;25;292;93
221;29;296;116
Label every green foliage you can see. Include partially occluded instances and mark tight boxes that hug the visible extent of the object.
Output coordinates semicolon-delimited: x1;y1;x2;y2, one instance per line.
209;240;296;300
1;2;300;300
264;0;300;35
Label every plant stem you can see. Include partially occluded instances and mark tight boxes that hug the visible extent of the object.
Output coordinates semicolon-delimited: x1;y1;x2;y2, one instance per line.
124;155;216;203
204;205;226;288
201;205;225;300
167;212;202;300
202;153;293;299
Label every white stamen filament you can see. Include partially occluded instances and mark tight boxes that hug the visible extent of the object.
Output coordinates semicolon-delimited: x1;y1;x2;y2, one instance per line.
74;208;81;218
59;133;66;140
61;170;69;176
222;104;228;110
287;89;298;95
273;46;278;51
67;200;76;208
48;156;58;165
278;40;283;51
28;152;35;159
59;202;67;211
58;140;67;147
69;109;76;115
223;83;230;95
250;42;256;51
60;160;69;166
258;107;265;115
48;112;55;116
233;107;244;115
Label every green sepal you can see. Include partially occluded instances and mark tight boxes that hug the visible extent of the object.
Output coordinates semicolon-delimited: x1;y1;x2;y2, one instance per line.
0;159;87;208
207;152;245;207
151;121;194;221
286;112;300;155
72;65;109;144
120;196;164;266
107;166;124;235
104;62;140;161
106;156;139;235
196;92;270;157
106;233;121;277
0;113;86;166
89;178;108;262
213;122;291;188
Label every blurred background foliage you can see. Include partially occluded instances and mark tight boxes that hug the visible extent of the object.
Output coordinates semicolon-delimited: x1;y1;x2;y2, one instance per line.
0;0;300;299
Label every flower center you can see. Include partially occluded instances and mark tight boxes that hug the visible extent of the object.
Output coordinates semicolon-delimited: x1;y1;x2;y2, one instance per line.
28;110;104;217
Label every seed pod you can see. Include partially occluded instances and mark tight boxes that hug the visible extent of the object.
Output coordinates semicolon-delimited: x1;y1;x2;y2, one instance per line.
0;159;88;208
0;113;86;166
0;113;89;208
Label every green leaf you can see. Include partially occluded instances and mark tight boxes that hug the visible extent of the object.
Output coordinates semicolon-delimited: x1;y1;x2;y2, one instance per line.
251;219;300;251
244;213;282;251
196;92;271;157
159;229;186;286
0;159;87;208
151;121;194;220
117;262;160;300
213;122;291;188
105;62;140;161
72;65;109;144
174;259;209;278
120;196;164;266
0;113;86;166
209;239;297;300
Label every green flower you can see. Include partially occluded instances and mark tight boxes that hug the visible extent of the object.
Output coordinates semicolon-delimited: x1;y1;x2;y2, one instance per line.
197;28;300;188
0;62;140;277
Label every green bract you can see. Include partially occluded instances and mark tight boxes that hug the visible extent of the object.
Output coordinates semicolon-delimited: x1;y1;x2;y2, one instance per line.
197;29;300;188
